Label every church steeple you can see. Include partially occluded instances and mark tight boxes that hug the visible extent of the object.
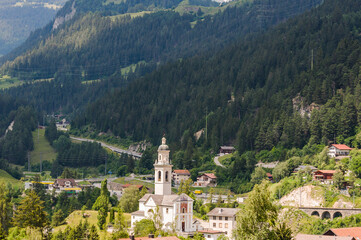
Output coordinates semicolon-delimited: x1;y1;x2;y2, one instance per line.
154;136;172;195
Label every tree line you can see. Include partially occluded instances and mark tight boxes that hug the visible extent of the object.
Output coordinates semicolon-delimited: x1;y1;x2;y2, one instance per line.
71;0;361;155
1;0;322;80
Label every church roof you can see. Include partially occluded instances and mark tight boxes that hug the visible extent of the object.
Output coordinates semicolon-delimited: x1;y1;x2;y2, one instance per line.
207;208;239;217
140;193;193;206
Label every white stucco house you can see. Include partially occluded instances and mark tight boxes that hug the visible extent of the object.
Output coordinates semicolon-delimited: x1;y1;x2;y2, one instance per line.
207;208;239;239
328;144;352;158
131;137;195;234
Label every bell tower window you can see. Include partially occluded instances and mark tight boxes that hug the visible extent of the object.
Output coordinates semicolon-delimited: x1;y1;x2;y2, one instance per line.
158;171;162;181
165;171;169;182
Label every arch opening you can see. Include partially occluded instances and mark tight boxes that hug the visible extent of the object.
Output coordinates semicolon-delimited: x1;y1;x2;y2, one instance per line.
333;212;342;219
165;171;169;182
321;211;331;219
311;211;320;217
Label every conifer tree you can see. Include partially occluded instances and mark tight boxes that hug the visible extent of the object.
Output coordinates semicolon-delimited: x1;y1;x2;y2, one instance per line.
0;185;12;237
92;179;109;211
12;191;48;230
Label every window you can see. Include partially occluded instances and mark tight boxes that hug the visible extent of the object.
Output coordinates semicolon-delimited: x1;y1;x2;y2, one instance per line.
166;171;169;182
213;223;216;227
158;171;162;181
219;217;222;220
207;235;211;238
219;223;222;228
225;217;228;221
182;208;186;213
213;216;216;220
166;208;169;214
225;223;228;228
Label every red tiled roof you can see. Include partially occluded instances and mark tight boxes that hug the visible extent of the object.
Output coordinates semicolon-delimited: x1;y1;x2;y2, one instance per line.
119;237;180;240
203;173;217;179
331;144;353;150
325;227;361;239
173;169;190;175
266;173;273;177
296;234;354;240
315;170;337;174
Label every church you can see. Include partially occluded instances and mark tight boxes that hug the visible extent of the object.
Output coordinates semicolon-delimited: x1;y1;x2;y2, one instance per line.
131;137;195;234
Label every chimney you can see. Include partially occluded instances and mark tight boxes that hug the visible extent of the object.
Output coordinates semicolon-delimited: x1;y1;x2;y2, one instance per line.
148;234;155;238
129;235;135;240
219;208;223;213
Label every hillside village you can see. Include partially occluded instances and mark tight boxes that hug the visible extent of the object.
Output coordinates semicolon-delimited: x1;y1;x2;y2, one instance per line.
3;0;361;239
14;133;361;240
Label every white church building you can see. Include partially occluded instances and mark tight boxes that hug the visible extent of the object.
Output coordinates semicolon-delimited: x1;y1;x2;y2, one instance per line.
131;137;195;234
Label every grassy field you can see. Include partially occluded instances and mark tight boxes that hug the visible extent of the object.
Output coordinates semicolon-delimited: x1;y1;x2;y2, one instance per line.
0;169;22;188
54;210;131;239
30;128;57;164
113;177;154;193
0;75;24;89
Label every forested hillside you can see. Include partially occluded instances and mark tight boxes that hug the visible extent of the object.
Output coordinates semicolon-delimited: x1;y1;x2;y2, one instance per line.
72;0;361;155
0;0;67;56
0;0;323;80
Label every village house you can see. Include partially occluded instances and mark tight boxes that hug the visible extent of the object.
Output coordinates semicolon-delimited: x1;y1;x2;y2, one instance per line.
108;182;147;199
313;170;336;183
219;146;235;155
266;173;273;182
25;181;54;191
172;169;191;185
328;144;353;159
206;207;239;239
294;165;318;173
53;178;81;194
194;173;217;187
295;234;354;240
324;227;361;239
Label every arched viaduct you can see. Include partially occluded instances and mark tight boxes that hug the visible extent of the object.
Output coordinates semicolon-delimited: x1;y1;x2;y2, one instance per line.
299;207;361;220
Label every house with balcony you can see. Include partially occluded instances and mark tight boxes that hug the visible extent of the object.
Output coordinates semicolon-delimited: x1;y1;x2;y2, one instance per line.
328;144;352;159
194;173;217;187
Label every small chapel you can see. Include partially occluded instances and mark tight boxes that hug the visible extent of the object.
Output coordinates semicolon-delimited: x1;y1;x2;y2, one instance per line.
131;137;195;233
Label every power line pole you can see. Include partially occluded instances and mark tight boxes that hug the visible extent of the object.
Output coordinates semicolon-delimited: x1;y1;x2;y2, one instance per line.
205;107;208;141
40;152;42;172
311;49;314;70
28;152;31;172
104;155;107;176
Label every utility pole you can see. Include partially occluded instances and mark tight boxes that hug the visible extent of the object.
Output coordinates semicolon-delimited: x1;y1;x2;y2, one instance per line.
104;155;107;176
38;122;40;141
311;49;314;70
40;152;42;172
205;107;208;141
28;152;31;172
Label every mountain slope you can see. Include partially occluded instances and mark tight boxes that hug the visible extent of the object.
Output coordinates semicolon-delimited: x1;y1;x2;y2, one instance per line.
0;0;323;80
71;0;361;153
0;0;67;56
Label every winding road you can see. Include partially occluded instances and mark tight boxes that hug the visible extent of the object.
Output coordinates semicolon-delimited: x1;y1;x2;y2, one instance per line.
70;136;142;158
214;155;225;168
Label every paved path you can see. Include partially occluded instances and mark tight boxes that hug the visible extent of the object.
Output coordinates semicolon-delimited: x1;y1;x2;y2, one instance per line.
214;155;225;168
70;136;142;158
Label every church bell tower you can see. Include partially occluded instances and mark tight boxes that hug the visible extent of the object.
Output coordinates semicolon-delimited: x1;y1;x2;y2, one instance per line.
154;137;172;195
